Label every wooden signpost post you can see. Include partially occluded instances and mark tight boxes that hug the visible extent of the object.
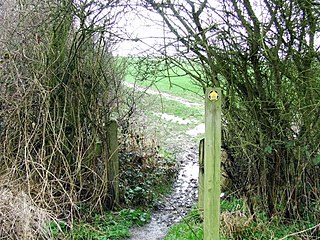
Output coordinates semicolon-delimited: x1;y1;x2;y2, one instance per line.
198;138;205;217
107;120;119;208
203;87;222;240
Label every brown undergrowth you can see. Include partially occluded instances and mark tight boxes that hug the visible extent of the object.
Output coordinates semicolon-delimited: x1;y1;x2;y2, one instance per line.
0;0;127;238
220;211;253;239
0;175;53;240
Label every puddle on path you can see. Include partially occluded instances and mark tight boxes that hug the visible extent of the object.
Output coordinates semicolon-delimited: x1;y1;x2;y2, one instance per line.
128;147;199;240
186;123;205;137
154;112;195;125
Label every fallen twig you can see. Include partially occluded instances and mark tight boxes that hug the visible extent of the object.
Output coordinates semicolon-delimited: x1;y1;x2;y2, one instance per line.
279;223;320;240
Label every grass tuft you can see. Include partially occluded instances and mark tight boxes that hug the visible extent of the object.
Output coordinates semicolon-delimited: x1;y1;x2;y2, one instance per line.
165;209;203;240
50;208;151;239
165;197;320;239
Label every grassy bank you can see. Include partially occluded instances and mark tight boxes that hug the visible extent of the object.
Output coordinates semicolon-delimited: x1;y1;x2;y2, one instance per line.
50;209;151;239
165;197;319;240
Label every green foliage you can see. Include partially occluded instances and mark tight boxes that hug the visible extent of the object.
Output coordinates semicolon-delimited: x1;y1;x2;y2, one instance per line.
166;197;319;239
165;209;203;240
49;209;151;240
118;209;151;226
48;221;68;239
312;154;320;166
221;197;246;212
119;130;178;206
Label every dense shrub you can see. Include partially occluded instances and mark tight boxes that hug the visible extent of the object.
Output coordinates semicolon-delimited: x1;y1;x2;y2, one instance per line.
0;0;125;219
143;0;320;219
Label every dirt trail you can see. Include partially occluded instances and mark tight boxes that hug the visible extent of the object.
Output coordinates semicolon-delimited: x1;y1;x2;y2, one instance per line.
129;146;199;240
123;82;202;108
125;82;204;240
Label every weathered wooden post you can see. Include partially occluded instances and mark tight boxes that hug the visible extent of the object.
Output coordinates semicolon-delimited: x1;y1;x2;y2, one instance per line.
204;87;221;240
198;138;204;216
107;120;119;208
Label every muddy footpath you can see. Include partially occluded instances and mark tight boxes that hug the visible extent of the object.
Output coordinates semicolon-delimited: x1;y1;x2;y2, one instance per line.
129;145;199;240
125;83;204;240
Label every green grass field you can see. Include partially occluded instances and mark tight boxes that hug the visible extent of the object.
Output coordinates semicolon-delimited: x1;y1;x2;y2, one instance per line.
124;57;204;103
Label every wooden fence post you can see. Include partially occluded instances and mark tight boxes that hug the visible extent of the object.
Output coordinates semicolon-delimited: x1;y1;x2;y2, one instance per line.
204;87;221;240
198;138;205;216
107;120;119;208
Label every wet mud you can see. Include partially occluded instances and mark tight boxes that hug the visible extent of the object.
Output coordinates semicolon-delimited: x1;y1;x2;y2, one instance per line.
125;82;204;240
128;146;199;240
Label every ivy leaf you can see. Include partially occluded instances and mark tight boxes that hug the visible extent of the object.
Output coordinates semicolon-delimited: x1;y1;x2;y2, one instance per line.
312;155;320;166
264;145;272;154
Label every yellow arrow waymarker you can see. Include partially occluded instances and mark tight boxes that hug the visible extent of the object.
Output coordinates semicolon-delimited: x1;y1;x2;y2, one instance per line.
208;90;219;101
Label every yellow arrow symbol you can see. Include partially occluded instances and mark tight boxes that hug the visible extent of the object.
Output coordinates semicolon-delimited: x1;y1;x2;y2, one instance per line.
208;90;219;101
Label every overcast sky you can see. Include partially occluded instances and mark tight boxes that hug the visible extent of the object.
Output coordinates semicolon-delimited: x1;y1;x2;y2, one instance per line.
114;5;167;56
113;1;320;56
